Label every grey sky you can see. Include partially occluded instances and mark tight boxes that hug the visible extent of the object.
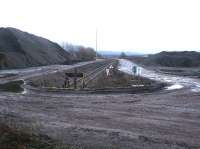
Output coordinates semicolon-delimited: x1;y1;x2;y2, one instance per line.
1;0;200;53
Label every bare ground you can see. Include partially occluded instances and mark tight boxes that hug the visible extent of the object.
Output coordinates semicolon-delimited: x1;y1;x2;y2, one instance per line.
0;89;200;149
0;60;200;148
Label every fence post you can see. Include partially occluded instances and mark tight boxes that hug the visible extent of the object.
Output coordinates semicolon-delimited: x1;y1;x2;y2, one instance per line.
73;68;77;89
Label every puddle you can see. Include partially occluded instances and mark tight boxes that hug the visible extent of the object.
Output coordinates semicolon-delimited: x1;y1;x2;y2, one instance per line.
0;73;17;78
118;59;141;75
166;84;184;90
0;80;24;93
118;59;200;92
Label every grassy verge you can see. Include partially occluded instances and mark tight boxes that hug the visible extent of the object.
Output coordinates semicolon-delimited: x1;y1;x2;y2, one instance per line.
0;122;60;149
88;66;155;89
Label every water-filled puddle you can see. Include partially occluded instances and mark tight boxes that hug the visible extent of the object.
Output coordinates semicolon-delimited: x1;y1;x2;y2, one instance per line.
166;84;183;90
118;59;200;92
0;80;24;93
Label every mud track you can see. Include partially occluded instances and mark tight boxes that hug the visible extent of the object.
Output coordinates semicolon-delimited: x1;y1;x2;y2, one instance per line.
0;59;200;148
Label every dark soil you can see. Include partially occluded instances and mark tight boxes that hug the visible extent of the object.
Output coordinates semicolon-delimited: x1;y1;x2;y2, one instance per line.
88;69;155;89
87;60;156;89
0;123;58;149
28;60;114;88
0;80;24;93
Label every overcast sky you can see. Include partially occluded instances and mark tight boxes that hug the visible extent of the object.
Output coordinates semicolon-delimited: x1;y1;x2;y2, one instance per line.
1;0;200;53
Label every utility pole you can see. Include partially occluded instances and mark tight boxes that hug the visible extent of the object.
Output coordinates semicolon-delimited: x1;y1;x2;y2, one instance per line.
96;28;98;60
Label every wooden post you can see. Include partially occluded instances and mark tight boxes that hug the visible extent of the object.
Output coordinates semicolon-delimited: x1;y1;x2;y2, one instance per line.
65;70;83;90
74;68;77;89
66;76;70;88
82;74;86;88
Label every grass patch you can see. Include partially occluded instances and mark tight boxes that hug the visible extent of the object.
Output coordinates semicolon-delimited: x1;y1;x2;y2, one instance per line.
88;67;154;89
0;123;59;149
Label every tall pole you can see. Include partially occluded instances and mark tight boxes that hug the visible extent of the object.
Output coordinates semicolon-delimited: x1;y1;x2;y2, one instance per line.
96;28;98;60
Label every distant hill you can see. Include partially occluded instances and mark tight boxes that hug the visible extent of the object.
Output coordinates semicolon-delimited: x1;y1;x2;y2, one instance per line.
146;51;200;67
0;27;71;69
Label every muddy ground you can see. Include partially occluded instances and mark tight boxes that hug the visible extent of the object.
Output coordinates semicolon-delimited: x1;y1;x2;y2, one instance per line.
153;66;200;78
27;60;161;94
28;60;114;88
87;66;155;89
0;89;200;149
0;59;200;148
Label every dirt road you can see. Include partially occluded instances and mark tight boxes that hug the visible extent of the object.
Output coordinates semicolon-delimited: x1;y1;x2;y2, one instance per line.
0;59;200;148
0;59;105;84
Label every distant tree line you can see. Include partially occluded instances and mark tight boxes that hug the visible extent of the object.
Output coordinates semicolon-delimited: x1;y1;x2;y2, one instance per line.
119;52;127;58
61;42;97;64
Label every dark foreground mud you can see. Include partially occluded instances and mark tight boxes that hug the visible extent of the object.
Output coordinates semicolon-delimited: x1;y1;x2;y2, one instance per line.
151;66;200;78
0;89;200;149
0;122;59;149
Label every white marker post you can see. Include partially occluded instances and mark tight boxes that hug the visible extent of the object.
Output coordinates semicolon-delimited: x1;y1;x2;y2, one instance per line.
106;68;110;76
109;65;114;69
